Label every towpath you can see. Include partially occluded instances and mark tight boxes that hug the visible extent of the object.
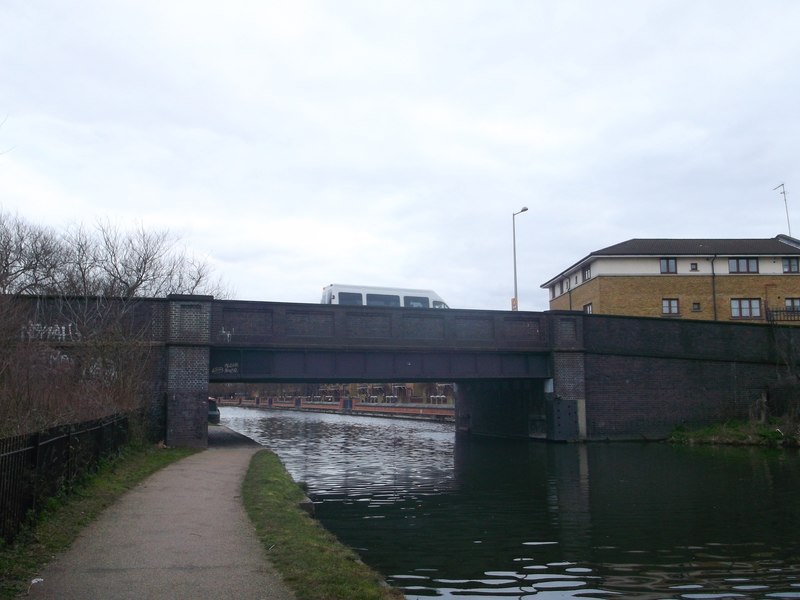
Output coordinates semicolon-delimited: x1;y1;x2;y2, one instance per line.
26;426;295;600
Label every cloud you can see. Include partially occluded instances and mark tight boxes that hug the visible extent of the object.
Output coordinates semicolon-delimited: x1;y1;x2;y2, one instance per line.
2;0;800;311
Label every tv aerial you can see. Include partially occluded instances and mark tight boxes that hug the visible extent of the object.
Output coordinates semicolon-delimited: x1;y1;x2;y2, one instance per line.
775;183;791;237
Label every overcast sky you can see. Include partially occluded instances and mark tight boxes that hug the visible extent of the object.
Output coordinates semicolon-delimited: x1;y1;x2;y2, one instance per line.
2;1;799;310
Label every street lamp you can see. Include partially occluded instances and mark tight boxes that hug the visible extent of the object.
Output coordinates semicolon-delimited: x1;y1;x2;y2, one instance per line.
512;206;528;311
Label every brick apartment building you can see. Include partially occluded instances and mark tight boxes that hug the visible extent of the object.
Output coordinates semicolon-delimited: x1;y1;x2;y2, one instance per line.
541;235;800;324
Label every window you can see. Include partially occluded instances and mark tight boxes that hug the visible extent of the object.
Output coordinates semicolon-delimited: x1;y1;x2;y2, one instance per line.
662;298;679;315
582;266;591;282
728;257;758;273
583;303;593;314
660;258;677;274
692;302;701;312
338;292;363;305
731;298;761;319
785;298;800;311
366;293;401;307
690;262;698;271
783;257;799;273
564;278;570;291
550;287;555;299
404;296;429;308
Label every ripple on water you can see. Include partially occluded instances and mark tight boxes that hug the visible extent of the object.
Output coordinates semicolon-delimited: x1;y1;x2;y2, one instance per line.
223;408;800;600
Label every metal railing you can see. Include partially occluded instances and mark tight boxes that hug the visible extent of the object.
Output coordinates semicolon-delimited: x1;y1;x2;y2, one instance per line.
0;414;128;543
767;309;800;322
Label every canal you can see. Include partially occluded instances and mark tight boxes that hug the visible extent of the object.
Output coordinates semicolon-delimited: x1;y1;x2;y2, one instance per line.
222;407;800;599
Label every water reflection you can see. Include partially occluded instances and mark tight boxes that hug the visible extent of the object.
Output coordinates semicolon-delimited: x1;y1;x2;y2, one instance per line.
223;407;800;599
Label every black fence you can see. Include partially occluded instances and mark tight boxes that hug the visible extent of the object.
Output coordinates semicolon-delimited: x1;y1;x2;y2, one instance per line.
768;309;800;322
0;414;128;543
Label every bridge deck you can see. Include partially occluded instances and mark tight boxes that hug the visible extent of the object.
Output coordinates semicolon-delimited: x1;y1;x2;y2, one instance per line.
208;302;561;382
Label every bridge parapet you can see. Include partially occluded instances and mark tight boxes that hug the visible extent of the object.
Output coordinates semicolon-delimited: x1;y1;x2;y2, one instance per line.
210;301;553;351
207;302;560;383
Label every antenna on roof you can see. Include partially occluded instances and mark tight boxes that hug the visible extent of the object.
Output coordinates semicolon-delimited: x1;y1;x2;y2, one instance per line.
774;183;791;237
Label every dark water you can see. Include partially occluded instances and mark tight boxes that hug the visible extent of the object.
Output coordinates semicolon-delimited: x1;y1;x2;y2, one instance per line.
223;407;800;599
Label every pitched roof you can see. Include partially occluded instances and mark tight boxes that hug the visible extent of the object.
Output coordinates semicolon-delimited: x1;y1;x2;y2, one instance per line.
593;236;800;256
540;234;800;288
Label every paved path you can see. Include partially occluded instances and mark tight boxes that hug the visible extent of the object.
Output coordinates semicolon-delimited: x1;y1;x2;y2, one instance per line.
26;427;296;600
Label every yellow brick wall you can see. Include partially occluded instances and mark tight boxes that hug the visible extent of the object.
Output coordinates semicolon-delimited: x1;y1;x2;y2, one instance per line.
549;278;600;312
548;274;800;322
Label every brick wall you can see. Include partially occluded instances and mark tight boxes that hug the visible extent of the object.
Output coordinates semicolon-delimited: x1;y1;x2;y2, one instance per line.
583;354;771;439
165;296;213;447
549;278;600;312
16;295;800;443
166;346;211;447
580;314;800;439
549;274;800;322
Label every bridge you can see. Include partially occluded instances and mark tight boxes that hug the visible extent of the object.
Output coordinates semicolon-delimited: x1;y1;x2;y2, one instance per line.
208;300;552;382
19;295;800;447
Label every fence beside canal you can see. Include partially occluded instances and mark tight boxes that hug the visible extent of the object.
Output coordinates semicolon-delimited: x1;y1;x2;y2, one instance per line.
0;414;128;542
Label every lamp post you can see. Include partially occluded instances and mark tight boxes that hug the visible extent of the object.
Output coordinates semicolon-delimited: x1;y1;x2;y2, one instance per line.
512;206;528;311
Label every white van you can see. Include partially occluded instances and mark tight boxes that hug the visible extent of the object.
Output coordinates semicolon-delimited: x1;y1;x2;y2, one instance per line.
321;284;449;309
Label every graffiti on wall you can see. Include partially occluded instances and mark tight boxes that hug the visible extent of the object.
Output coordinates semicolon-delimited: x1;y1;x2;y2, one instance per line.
21;321;82;342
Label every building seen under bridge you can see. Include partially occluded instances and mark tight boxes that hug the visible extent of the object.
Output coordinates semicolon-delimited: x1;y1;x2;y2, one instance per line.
541;234;800;324
210;382;456;406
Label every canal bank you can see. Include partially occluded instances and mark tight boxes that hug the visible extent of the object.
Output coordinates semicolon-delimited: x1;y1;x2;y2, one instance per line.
669;417;800;446
3;427;399;600
224;406;800;599
242;449;402;600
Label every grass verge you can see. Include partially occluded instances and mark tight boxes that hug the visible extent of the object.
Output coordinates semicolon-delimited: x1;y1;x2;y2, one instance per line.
669;418;800;446
0;444;197;600
242;449;403;600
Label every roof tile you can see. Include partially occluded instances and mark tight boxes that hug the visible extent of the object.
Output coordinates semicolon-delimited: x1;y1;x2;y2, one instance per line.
594;236;800;256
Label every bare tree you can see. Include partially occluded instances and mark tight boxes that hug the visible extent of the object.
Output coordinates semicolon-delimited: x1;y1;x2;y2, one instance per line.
0;212;62;295
58;223;105;296
0;214;230;437
0;213;230;298
90;221;228;298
